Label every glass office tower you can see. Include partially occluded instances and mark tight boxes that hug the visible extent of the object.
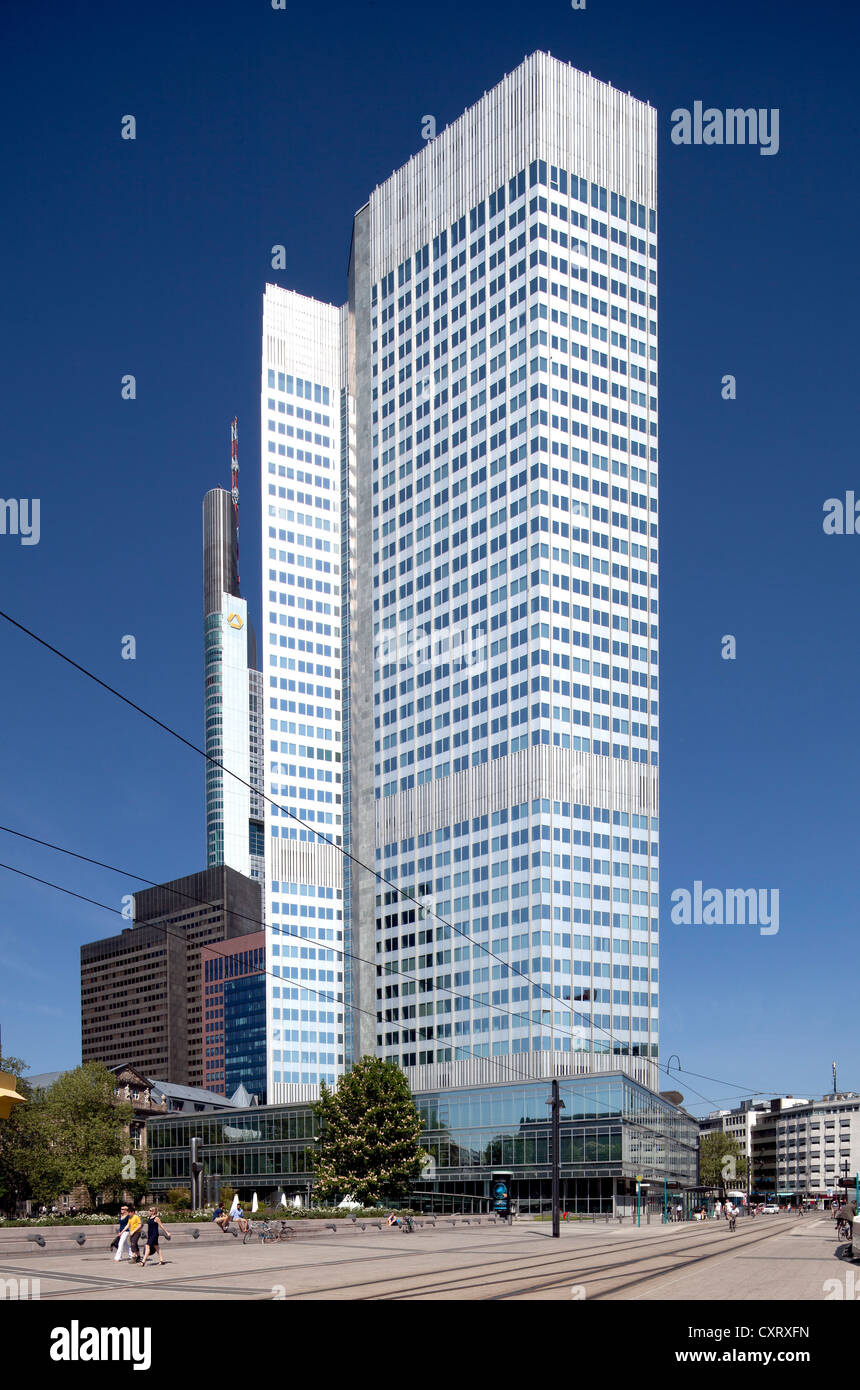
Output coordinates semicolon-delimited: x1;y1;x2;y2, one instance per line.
203;487;265;882
348;53;660;1090
260;288;350;1100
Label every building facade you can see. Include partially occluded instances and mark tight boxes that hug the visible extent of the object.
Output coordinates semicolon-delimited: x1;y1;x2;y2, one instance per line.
201;932;267;1100
260;289;351;1098
81;866;262;1088
203;485;265;881
699;1098;771;1167
146;1072;696;1213
259;53;659;1102
751;1093;860;1201
349;54;659;1088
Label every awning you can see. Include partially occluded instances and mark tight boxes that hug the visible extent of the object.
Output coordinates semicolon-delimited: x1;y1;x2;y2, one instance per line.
0;1071;26;1120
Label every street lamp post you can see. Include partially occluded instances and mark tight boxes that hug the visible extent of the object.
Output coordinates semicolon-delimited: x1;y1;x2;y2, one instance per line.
546;1079;565;1238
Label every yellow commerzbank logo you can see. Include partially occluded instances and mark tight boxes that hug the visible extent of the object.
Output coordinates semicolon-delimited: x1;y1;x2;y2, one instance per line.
226;613;244;630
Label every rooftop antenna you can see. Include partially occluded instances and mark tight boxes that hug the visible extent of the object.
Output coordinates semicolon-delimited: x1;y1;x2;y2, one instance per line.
832;1059;838;1096
230;417;240;588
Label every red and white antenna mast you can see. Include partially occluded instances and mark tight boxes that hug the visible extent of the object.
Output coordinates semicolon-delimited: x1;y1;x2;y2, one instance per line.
230;416;240;586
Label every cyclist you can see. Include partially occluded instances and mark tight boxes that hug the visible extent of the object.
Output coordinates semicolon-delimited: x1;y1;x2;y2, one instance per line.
835;1200;855;1241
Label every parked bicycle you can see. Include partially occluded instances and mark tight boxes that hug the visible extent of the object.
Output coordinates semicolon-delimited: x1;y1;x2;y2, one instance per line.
243;1220;293;1245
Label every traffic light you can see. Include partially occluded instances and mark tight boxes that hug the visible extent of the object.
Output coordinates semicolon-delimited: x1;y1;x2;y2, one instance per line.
190;1137;203;1210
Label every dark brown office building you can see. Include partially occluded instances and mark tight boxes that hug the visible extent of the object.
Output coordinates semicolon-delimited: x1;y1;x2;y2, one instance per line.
81;866;262;1088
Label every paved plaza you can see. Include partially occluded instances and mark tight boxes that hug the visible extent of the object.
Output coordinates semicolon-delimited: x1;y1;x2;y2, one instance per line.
0;1214;855;1301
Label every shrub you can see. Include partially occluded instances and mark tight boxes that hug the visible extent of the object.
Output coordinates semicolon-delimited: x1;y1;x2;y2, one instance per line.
167;1187;191;1210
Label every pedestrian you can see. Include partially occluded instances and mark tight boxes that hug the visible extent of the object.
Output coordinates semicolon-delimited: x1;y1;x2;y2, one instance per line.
212;1203;228;1231
140;1207;171;1267
675;1202;683;1223
728;1203;737;1232
128;1208;143;1263
714;1200;722;1221
112;1204;131;1262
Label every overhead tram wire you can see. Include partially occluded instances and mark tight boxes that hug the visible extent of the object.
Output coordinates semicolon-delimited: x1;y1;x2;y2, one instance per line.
0;608;723;1107
0;607;591;1023
0;822;706;1107
0;855;658;1100
0;823;611;1071
0;817;728;1109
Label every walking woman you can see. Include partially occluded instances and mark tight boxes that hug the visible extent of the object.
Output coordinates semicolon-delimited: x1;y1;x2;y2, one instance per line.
140;1207;171;1267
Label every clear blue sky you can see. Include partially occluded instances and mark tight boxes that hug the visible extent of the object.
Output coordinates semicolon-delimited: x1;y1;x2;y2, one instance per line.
1;0;857;1116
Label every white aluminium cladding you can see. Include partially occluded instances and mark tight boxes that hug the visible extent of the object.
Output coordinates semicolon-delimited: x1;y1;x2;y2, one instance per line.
261;285;347;1100
354;53;660;1084
217;592;253;876
365;52;655;274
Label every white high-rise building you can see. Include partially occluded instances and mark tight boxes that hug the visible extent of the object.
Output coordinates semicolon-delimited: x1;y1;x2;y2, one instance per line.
348;53;660;1088
260;288;350;1099
203;487;265;882
261;52;660;1099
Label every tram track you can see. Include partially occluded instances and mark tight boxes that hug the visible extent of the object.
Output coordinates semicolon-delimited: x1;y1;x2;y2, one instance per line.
0;1216;804;1301
359;1217;803;1301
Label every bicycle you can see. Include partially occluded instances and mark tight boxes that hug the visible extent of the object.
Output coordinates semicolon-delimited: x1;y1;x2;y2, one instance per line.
243;1220;293;1244
836;1219;852;1242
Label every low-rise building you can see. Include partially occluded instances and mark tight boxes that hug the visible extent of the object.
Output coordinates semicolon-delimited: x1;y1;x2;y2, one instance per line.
146;1070;699;1214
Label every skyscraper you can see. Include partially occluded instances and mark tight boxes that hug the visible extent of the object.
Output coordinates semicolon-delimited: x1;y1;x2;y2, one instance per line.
260;289;350;1099
263;52;660;1100
349;53;659;1090
203;483;265;881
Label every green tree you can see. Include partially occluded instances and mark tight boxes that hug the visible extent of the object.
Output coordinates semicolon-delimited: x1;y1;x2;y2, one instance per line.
700;1131;747;1197
30;1063;134;1209
313;1056;425;1206
0;1055;35;1214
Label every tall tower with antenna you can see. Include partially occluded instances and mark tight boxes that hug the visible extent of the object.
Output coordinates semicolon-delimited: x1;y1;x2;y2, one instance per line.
202;419;264;880
231;416;240;584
